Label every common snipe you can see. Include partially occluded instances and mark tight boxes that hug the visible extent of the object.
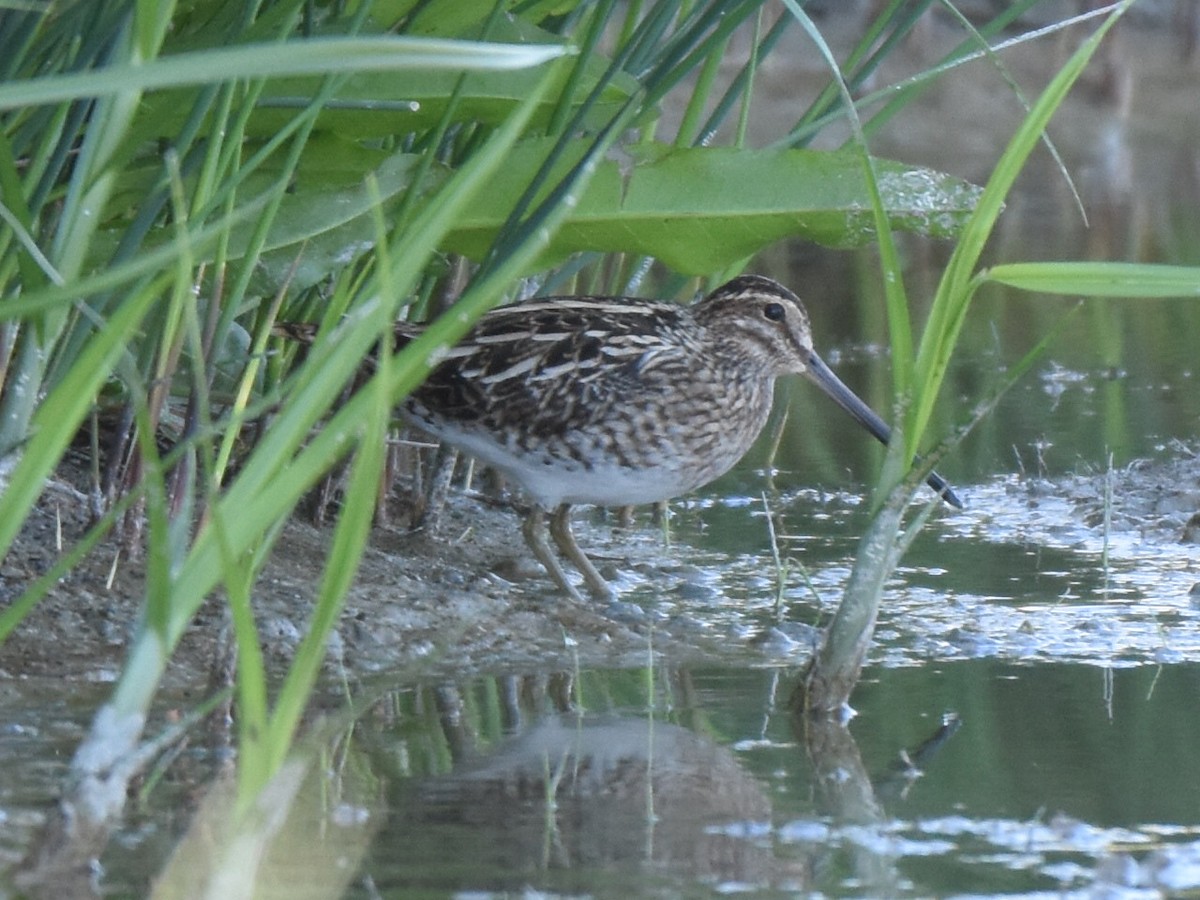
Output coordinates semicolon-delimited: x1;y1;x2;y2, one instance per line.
277;275;960;601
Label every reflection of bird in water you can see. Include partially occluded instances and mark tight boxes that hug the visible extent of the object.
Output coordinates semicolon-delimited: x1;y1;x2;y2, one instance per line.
396;715;775;882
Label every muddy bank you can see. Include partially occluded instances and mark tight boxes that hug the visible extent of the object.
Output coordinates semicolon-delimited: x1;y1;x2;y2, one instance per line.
0;461;754;691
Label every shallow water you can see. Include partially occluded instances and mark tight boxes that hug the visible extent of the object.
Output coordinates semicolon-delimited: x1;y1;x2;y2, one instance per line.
353;660;1200;897
102;659;1198;897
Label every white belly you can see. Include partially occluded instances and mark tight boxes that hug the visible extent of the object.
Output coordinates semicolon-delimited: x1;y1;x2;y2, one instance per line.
422;420;745;509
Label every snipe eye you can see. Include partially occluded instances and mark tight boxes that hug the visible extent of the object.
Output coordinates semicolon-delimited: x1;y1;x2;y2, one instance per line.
763;302;786;322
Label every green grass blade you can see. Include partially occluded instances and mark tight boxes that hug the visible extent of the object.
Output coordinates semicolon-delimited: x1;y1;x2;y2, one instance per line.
252;186;395;801
782;0;913;495
0;202;265;320
776;1;1106;150
0;37;569;111
0;278;167;561
101;60;569;730
978;262;1200;298
908;0;1134;453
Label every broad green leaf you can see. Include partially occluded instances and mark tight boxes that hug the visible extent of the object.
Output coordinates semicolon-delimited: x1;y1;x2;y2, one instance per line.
246;63;638;137
91;138;980;295
88;143;444;296
130;52;636;144
444;140;982;275
128;14;628;143
108;145;981;296
246;147;446;293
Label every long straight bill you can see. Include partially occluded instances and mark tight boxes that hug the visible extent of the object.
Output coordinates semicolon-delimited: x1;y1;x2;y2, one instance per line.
803;352;963;509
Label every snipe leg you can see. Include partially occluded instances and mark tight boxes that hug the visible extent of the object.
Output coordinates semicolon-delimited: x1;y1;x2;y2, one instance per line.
522;505;585;602
548;503;614;601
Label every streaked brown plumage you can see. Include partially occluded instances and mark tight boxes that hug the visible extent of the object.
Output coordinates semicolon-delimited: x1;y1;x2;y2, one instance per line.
276;275;960;600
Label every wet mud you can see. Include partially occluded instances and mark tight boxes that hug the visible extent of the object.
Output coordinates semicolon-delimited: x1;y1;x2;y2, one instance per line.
0;462;739;691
